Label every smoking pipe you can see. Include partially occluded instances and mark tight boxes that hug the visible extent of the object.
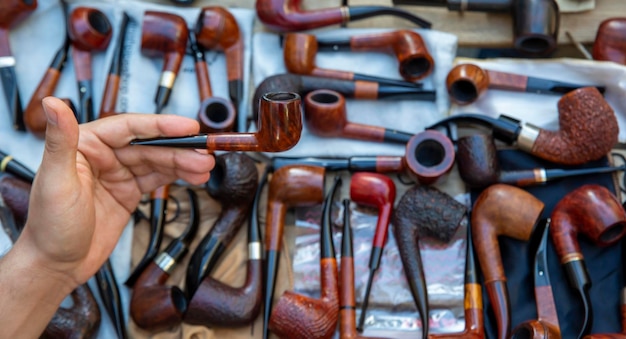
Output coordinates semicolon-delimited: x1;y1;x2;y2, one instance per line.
195;6;243;131
141;11;188;114
130;188;200;332
185;163;266;327
99;12;130;119
130;92;303;152
445;64;605;105
283;33;424;89
256;0;431;32
349;172;396;333
188;30;236;133
269;175;341;339
456;133;626;188
427;87;618;166
315;30;434;82
392;185;467;338
550;184;626;338
95;259;128;339
185;152;258;296
304;89;415;144
0;149;34;184
0;0;37;131
68;6;112;123
263;165;326;339
593;18;626;65
41;284;101;339
472;184;545;339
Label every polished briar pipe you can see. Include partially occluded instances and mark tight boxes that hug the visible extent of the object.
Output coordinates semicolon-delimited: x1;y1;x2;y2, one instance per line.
0;149;35;184
550;184;626;339
195;6;243;131
427;87;618;166
269;175;341;339
392;185;467;339
188;30;236;133
445;64;605;105
99;12;130;119
185;152;258;296
68;7;112;123
472;184;544;339
350;172;396;333
304;89;415;144
42;284;101;339
263;165;326;339
256;0;431;32
315;30;434;82
141;11;188;114
593;18;626;65
456;133;626;188
130;188;200;332
0;0;37;131
0;174;27;241
283;33;423;89
130;92;303;152
185;163;266;327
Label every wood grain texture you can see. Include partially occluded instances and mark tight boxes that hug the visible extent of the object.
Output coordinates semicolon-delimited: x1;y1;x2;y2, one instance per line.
140;11;188;75
284;33;355;81
445;64;489;105
0;0;37;30
256;0;345;32
485;69;528;92
457;134;501;188
68;7;112;53
99;74;120;118
403;130;455;185
430;283;484;338
196;7;243;82
593;18;626;64
23;68;62;135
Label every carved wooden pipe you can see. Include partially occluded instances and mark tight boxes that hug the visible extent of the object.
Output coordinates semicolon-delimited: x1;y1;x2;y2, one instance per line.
68;7;112;123
263;165;326;339
0;0;37;131
393;185;467;339
472;184;544;339
130;92;303;152
593;18;626;65
130;188;200;332
141;11;188;114
99;12;130;119
550;184;626;338
269;175;341;339
41;284;101;339
445;64;605;105
283;33;423;89
185;163;266;327
256;0;431;32
304;89;414;144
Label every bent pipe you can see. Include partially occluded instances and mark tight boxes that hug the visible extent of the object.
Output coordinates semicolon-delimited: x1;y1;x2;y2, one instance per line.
593;18;626;65
256;0;431;32
42;284;101;339
550;185;626;339
472;184;544;339
392;185;467;339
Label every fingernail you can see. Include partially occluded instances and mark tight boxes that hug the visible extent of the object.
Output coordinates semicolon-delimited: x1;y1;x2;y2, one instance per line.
42;97;58;126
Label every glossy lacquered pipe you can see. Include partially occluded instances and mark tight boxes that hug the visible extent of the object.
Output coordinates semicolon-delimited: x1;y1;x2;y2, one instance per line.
68;7;112;123
141;11;188;114
393;185;467;339
263;165;326;339
42;284;101;339
0;149;34;184
284;33;423;89
316;30;434;81
550;185;626;339
99;11;130;119
130;188;200;332
472;184;544;339
256;0;431;32
185;163;266;327
593;18;626;65
446;64;604;105
269;175;341;339
304;89;414;144
130;92;303;152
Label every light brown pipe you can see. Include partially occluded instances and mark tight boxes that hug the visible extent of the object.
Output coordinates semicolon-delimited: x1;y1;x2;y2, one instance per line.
472;184;544;339
593;18;626;65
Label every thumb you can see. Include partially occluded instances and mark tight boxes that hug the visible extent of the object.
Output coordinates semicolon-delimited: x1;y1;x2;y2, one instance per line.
39;97;79;180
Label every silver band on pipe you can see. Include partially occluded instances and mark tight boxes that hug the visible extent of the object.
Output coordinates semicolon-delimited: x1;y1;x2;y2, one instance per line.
0;56;16;68
517;124;540;153
248;242;262;260
159;71;177;89
155;252;176;273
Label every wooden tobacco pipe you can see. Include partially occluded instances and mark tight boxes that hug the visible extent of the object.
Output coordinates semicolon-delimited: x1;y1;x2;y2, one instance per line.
141;10;188;114
304;89;415;144
195;6;243;131
256;0;431;32
550;185;626;339
593;18;626;65
392;185;467;338
0;173;30;238
130;188;200;332
68;6;112;123
283;33;424;89
98;12;130;119
130;92;303;152
472;184;544;339
185;163;266;327
95;259;128;339
427;87;618;166
456;133;626;188
188;30;236;133
262;165;326;339
445;64;605;105
269;175;341;339
0;149;35;184
0;0;37;131
42;284;101;339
